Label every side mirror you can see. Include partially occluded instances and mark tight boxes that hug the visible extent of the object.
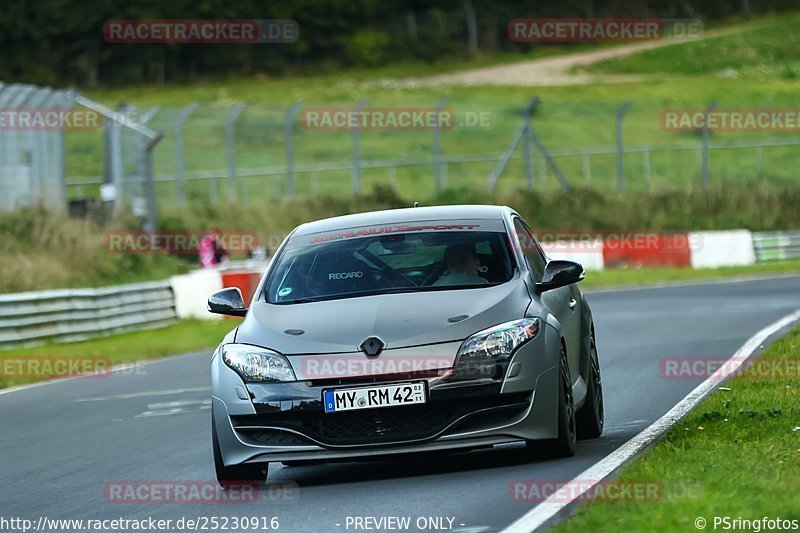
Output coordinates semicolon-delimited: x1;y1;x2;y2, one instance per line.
207;287;248;317
536;260;585;293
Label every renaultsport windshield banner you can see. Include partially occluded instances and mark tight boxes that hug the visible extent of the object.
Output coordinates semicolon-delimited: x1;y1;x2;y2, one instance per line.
290;218;507;248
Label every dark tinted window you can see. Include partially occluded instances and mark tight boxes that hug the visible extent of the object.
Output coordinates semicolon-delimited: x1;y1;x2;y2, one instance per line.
513;218;547;281
266;230;514;304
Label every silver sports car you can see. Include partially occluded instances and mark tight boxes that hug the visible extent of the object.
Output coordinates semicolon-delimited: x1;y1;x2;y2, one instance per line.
209;205;603;485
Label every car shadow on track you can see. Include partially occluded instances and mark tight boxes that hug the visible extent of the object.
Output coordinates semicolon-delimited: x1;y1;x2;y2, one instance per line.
268;439;614;488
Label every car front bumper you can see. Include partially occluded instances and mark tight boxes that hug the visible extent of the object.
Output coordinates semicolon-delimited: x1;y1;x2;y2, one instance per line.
212;321;563;466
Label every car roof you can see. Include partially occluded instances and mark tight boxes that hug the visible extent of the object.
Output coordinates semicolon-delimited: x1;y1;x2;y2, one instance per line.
292;205;517;236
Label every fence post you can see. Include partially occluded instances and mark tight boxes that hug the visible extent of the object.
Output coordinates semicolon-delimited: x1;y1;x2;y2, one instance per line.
284;102;302;198
616;101;631;194
108;109;124;213
174;102;197;207
524;103;534;189
143;133;163;231
582;152;591;185
433;96;450;193
488;97;539;192
226;103;245;201
352;99;368;194
643;149;651;189
701;100;717;189
755;145;763;174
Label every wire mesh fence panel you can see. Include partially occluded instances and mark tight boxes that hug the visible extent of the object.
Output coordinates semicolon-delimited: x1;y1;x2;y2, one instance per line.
0;84;74;212
39;91;800;221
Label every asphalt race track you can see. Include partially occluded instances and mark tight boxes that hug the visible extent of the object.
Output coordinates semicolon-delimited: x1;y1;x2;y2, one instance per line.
2;276;799;533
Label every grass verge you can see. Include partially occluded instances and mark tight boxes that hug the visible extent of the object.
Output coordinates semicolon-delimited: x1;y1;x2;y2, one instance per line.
0;319;238;390
550;325;800;532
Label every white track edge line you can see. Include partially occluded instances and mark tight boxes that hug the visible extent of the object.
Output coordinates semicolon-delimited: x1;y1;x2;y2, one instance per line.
0;351;207;397
502;308;800;533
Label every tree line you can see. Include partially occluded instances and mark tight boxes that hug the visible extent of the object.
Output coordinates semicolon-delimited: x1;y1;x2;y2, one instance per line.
0;0;793;88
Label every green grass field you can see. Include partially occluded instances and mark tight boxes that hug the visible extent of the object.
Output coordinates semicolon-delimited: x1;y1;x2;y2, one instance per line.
550;325;800;532
66;12;800;205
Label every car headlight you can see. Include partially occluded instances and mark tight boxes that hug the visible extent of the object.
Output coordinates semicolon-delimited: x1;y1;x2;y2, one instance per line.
221;343;296;382
456;318;540;363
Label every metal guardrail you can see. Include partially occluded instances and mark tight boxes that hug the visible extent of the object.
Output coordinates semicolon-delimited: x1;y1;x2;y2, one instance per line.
752;231;800;262
0;280;176;348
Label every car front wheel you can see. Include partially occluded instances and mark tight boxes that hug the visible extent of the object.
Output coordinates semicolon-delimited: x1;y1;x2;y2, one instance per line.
527;343;576;458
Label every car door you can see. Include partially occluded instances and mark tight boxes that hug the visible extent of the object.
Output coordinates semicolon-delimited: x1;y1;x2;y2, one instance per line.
513;218;581;380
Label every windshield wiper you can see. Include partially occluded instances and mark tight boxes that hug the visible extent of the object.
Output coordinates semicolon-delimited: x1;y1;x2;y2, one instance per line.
288;296;329;303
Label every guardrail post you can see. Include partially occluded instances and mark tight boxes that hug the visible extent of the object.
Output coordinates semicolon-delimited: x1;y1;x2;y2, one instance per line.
616;101;631;194
175;102;198;207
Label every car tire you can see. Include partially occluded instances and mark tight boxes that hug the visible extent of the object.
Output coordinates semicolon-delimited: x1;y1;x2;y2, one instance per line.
527;343;576;458
576;339;604;439
212;418;269;487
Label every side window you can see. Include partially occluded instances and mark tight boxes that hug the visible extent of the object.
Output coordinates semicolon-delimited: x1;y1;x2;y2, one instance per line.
513;218;546;281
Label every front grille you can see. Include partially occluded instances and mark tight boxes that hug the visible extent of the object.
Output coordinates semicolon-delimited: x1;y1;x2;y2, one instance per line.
232;393;529;446
316;403;458;443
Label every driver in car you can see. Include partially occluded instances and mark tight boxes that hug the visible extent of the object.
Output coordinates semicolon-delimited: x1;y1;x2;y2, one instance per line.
433;243;488;286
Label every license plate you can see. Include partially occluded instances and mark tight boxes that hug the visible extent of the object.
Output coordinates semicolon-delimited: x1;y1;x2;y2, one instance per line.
323;382;426;413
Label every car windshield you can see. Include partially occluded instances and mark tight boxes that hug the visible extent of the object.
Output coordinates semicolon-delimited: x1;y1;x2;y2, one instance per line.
266;224;515;304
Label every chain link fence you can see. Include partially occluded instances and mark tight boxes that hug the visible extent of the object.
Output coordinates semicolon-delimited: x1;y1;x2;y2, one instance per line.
3;82;799;222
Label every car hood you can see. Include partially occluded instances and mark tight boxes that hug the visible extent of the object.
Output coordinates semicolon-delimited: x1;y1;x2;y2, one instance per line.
235;276;532;354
